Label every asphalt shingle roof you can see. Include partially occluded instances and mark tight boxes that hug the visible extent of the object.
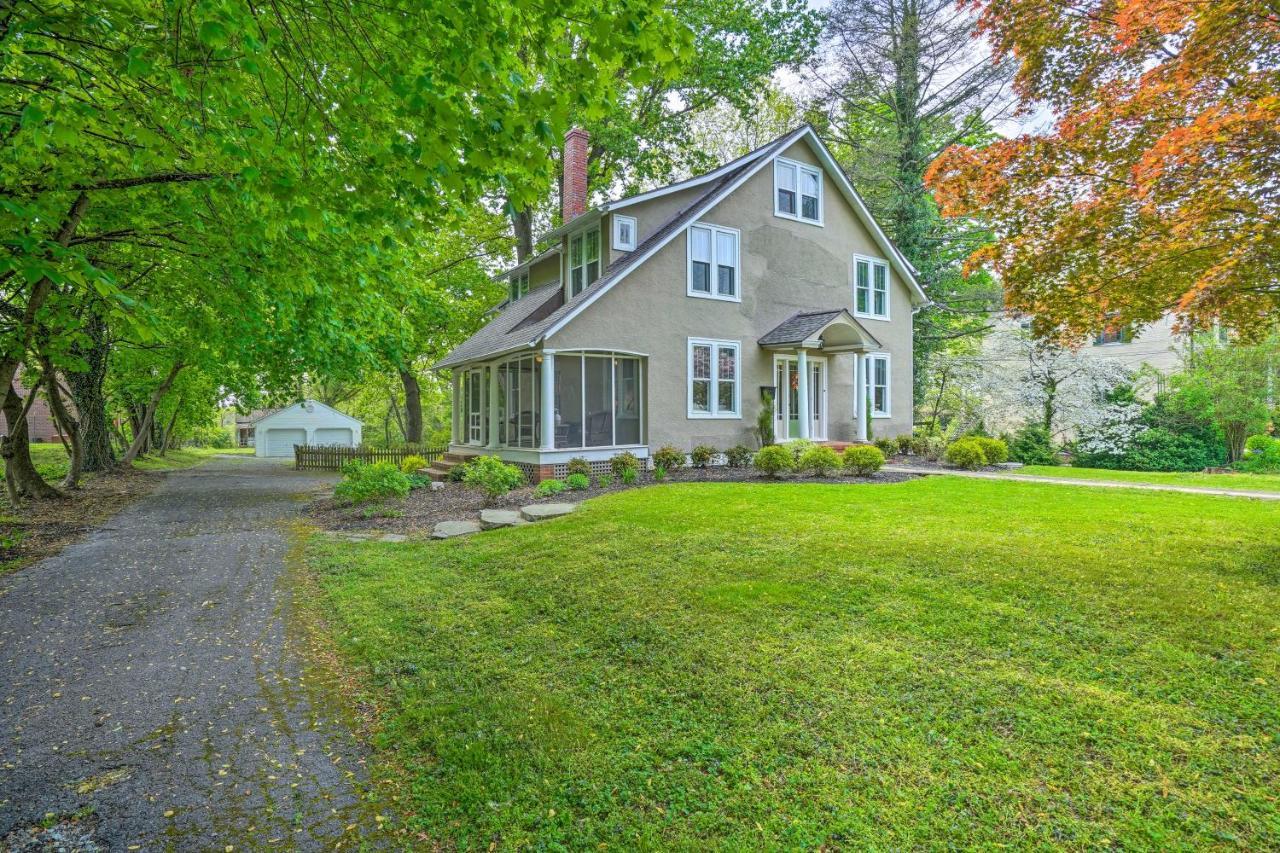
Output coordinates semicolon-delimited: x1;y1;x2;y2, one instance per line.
758;309;882;350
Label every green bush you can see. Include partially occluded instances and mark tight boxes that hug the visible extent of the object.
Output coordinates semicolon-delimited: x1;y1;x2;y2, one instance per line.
406;473;433;490
654;466;667;482
690;444;717;468
461;455;525;501
798;445;841;476
895;434;913;455
566;457;591;477
534;479;566;498
843;445;885;476
874;437;897;457
973;437;1009;465
610;451;640;477
945;438;988;470
653;445;686;471
784;439;814;463
754;444;795;478
334;460;411;505
446;462;468;482
725;445;754;468
1125;428;1227;472
620;467;638;486
400;454;429;474
597;473;614;488
1008;425;1057;466
1240;435;1280;472
566;472;590;490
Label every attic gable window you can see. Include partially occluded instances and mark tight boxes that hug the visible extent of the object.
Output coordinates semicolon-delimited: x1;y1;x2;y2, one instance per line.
568;226;601;298
774;157;822;224
509;270;530;302
612;214;637;252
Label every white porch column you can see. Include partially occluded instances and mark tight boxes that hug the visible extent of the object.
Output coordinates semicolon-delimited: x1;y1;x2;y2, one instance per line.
486;364;500;450
855;353;869;442
539;351;556;451
796;349;810;440
450;372;460;444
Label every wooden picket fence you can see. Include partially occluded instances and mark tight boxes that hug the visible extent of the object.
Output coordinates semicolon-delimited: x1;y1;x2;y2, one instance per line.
294;444;447;471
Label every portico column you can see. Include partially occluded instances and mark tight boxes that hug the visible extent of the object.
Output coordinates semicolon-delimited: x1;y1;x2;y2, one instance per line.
796;349;810;440
486;364;500;450
450;372;460;444
539;351;556;451
855;353;869;442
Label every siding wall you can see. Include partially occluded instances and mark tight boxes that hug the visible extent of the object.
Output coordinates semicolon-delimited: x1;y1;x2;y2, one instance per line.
253;403;363;457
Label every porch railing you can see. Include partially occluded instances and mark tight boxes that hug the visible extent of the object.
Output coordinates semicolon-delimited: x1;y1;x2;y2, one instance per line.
294;444;447;471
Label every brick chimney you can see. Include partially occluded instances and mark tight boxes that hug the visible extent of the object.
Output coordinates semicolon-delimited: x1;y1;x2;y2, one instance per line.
562;127;589;222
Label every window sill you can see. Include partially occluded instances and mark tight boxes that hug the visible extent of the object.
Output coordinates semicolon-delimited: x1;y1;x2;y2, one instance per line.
870;412;892;419
687;411;742;420
687;290;742;303
854;311;891;322
773;211;824;227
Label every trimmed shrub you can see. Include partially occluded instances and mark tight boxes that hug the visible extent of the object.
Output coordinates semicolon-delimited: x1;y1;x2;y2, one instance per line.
725;445;754;468
446;463;468;482
784;439;814;463
690;444;717;468
461;455;524;501
334;461;411;505
597;473;614;488
400;454;429;474
534;479;566;498
974;437;1009;465
620;467;638;486
1125;428;1227;472
754;444;795;478
565;472;590;490
566;456;591;477
895;434;913;455
1008;425;1057;466
945;437;988;470
654;466;667;482
653;445;686;471
843;445;885;476
874;437;897;457
798;445;841;477
610;451;640;478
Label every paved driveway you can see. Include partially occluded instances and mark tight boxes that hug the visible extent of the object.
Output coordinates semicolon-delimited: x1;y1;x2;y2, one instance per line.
0;456;380;850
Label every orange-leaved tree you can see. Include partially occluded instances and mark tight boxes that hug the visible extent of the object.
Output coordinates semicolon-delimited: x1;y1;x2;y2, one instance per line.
924;0;1280;339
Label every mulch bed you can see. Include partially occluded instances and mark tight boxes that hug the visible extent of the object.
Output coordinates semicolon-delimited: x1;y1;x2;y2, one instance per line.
309;465;921;536
0;468;161;574
883;456;1015;474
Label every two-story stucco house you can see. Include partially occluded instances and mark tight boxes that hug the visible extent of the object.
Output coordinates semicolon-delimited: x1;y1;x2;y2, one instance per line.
434;125;927;480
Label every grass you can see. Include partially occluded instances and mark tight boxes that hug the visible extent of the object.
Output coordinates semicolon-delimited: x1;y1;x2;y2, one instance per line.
28;442;252;479
1018;464;1280;493
306;478;1280;849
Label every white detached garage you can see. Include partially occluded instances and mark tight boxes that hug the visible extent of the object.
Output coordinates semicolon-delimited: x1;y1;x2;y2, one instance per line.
253;401;363;458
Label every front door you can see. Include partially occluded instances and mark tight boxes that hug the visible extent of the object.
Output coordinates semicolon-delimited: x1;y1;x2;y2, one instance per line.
773;356;826;443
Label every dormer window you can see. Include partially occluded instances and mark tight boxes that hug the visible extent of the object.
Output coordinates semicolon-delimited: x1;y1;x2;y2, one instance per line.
612;214;637;252
568;226;600;297
509;270;529;303
775;158;822;224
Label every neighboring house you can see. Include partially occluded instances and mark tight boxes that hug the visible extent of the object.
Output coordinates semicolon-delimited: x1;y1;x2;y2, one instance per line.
0;379;66;444
222;408;274;447
435;125;927;481
252;401;363;458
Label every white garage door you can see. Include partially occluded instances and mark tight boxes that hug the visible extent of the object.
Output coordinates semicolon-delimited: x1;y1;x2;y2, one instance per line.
313;427;354;447
265;428;306;457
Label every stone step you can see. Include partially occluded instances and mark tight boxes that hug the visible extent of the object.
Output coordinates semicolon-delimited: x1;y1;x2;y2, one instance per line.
520;502;577;522
431;519;481;539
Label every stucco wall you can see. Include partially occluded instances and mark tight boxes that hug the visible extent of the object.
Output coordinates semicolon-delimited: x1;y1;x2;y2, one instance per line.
547;138;916;451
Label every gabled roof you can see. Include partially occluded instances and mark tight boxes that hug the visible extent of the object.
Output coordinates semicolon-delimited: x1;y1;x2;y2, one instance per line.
759;309;881;351
255;400;362;427
434;283;565;369
434;126;926;370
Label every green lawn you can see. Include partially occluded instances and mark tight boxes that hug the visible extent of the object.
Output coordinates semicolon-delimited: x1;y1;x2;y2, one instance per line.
1018;464;1280;493
306;479;1280;849
28;442;251;479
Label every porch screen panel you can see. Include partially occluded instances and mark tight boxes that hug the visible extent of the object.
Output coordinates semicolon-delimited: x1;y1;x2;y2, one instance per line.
556;355;584;449
614;358;641;445
584;356;613;447
497;365;508;445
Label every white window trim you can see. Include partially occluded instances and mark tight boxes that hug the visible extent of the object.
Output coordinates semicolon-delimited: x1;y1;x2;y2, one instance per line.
864;352;891;419
509;269;530;302
686;223;741;303
687;338;741;419
612;214;637;252
773;157;823;225
565;225;601;299
853;254;891;321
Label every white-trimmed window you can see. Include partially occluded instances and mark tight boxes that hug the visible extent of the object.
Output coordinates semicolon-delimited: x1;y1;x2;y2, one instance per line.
854;256;890;319
774;157;822;224
864;353;890;418
688;338;740;418
568;226;601;298
509;270;529;302
687;224;740;301
612;214;637;252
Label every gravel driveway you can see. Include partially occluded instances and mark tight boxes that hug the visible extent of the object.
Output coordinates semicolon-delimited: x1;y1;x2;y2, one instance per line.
0;456;383;850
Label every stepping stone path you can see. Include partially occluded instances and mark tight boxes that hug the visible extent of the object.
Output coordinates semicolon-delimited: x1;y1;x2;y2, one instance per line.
519;502;577;522
427;501;578;540
479;509;525;530
431;520;482;539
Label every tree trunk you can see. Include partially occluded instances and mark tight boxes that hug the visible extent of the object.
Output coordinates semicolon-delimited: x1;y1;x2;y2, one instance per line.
400;369;423;444
158;398;182;456
39;358;83;489
122;361;184;464
1;383;61;500
509;204;533;263
66;311;115;472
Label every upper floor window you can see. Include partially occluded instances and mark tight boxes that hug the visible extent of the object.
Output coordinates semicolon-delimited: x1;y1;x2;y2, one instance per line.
864;353;890;418
568;226;600;297
775;157;822;224
687;223;740;301
509;270;529;303
1094;326;1133;345
612;214;637;252
688;338;740;418
854;256;890;319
